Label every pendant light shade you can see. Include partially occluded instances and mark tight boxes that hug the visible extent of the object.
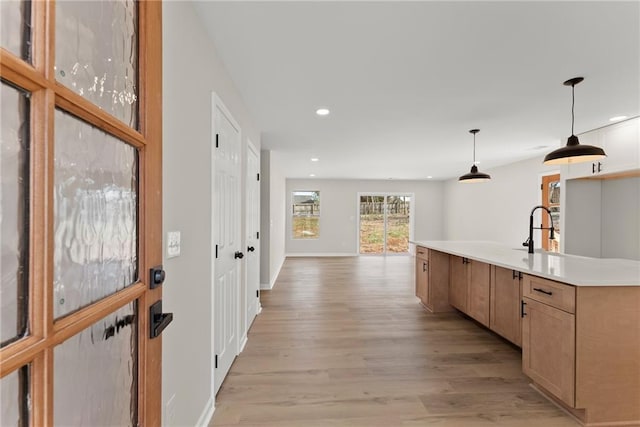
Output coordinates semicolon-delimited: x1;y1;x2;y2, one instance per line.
543;77;606;165
459;129;491;183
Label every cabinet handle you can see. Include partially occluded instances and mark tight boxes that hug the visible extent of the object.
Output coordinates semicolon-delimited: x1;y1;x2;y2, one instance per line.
597;162;602;173
423;262;427;272
533;287;553;296
592;163;596;174
521;300;527;318
512;270;518;280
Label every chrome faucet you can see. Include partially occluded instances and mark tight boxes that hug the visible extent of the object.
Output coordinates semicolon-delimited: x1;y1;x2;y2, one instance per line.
523;205;555;254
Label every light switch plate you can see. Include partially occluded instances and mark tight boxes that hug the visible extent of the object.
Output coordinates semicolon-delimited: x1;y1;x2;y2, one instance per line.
167;231;181;258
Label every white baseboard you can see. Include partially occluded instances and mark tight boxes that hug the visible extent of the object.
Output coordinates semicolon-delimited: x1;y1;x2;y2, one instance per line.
257;304;262;314
261;256;285;290
239;334;248;353
195;396;215;427
260;282;272;290
285;252;358;257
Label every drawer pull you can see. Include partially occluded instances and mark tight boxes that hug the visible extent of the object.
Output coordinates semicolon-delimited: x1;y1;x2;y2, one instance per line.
533;287;553;296
423;262;427;272
521;300;527;318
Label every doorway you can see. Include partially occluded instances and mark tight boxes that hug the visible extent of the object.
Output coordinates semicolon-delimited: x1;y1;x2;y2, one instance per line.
0;2;164;425
358;194;413;255
541;174;561;252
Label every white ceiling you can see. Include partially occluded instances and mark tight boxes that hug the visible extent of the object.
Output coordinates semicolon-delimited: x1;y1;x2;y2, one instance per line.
193;1;640;180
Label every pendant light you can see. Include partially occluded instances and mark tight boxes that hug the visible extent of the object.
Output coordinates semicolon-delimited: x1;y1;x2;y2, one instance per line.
543;77;606;165
459;129;491;183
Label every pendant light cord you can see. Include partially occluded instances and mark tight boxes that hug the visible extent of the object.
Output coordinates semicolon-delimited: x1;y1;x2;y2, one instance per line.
473;133;476;163
571;84;575;135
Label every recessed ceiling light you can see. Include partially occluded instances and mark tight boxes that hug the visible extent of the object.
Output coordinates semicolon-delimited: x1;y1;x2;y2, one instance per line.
609;115;627;122
427;176;433;179
309;173;316;177
316;108;330;116
310;157;319;162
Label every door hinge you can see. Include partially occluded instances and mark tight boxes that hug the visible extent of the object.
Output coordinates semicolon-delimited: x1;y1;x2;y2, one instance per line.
256;290;260;298
215;354;218;369
540;183;543;190
257;173;260;181
215;244;218;259
215;133;219;148
256;231;259;239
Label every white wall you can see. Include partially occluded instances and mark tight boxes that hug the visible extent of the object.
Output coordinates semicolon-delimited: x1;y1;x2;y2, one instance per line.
443;156;558;248
285;179;444;255
163;2;260;426
565;176;640;260
260;151;286;288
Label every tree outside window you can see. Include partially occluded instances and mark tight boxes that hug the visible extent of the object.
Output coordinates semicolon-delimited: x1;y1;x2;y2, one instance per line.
292;191;320;239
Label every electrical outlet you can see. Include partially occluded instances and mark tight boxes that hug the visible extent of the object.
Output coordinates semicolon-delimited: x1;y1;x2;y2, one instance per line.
167;231;181;258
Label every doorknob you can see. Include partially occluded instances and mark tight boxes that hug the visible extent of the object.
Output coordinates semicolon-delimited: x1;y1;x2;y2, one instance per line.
149;300;173;339
247;246;255;252
235;251;244;259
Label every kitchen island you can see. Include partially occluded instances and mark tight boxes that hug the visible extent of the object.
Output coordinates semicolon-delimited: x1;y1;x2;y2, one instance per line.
412;241;640;427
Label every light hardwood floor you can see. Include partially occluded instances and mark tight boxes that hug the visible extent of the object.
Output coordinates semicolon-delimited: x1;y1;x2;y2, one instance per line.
210;256;579;426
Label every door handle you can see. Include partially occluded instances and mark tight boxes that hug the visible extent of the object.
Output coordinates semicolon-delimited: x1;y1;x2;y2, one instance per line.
149;300;173;339
235;251;244;259
247;246;255;252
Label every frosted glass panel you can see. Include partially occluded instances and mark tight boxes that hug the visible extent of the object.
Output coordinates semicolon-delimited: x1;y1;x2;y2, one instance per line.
1;82;30;347
0;0;31;60
54;302;137;426
0;365;30;426
55;0;138;128
54;109;138;319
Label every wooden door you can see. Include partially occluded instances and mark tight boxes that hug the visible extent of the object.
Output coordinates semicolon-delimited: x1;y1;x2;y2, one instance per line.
541;173;560;252
245;142;260;330
449;256;469;311
0;1;163;425
522;297;575;407
468;260;491;326
213;94;241;395
490;266;522;346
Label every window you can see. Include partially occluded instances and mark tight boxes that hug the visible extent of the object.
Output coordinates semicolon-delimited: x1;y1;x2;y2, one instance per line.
292;191;320;239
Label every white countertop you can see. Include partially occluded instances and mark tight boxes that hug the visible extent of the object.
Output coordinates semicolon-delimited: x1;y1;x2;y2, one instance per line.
412;240;640;287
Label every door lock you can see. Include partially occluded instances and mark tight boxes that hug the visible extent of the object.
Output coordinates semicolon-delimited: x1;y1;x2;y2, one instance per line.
150;265;166;289
235;251;244;259
247;246;255;252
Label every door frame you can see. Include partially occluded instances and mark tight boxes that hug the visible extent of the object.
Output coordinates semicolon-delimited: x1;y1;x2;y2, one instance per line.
541;173;561;252
210;92;242;397
356;192;414;255
0;1;163;425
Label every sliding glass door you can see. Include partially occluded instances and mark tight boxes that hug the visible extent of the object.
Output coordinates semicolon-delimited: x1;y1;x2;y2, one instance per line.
359;194;412;254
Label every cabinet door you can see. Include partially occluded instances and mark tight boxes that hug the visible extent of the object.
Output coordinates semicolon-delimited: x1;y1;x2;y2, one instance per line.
490;266;522;346
449;256;468;311
415;258;429;305
522;297;575;407
600;118;640;175
468;260;491;326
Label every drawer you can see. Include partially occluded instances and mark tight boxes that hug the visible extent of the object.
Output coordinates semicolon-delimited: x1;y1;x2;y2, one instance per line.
416;246;429;261
523;275;575;314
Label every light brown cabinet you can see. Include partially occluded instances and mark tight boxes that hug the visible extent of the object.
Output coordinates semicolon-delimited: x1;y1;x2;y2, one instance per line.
468;260;490;326
449;255;468;311
490;266;522;346
522;296;576;407
415;247;453;313
448;256;490;326
521;274;640;426
415;248;429;306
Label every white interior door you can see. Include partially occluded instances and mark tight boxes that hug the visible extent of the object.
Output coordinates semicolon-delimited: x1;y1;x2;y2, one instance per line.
246;143;261;329
213;95;241;395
